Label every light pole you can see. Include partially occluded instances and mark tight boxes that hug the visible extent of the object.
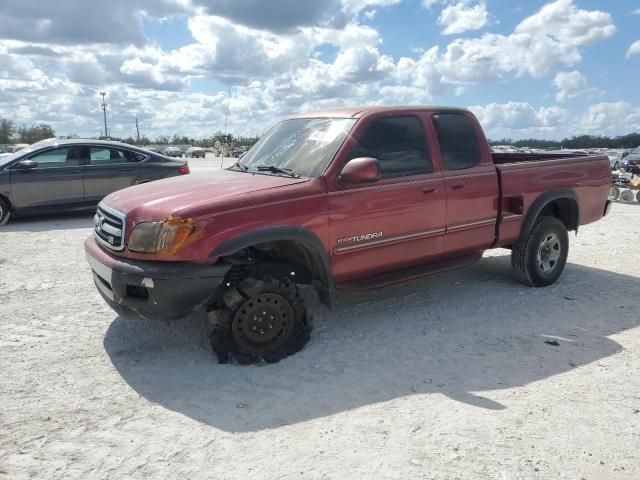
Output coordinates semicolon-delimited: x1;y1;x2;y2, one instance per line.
224;86;231;138
100;91;108;139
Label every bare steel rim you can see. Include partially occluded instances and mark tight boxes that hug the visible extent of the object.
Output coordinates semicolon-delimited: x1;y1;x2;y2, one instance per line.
536;232;561;274
232;293;294;353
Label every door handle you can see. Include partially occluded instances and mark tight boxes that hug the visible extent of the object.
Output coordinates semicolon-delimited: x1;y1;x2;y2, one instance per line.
451;184;465;190
422;188;438;195
119;168;134;172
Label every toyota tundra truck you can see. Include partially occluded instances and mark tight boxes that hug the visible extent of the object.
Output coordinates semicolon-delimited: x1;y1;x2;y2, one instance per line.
85;106;612;363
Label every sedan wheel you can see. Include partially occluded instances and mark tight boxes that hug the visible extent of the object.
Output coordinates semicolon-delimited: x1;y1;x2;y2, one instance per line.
0;198;10;226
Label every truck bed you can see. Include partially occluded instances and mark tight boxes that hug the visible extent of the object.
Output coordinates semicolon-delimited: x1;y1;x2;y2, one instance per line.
492;152;610;247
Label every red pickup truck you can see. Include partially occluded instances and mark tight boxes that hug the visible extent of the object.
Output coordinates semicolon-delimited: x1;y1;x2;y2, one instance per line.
85;106;611;363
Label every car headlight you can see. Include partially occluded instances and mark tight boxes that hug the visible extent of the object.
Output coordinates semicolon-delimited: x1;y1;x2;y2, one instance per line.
128;217;200;254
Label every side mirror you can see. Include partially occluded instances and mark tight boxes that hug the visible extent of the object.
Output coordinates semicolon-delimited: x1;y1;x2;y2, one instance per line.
339;157;380;184
16;159;37;170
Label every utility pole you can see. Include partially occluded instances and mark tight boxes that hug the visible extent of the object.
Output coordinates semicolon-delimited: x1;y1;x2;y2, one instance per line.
100;92;108;140
135;116;140;144
224;86;231;138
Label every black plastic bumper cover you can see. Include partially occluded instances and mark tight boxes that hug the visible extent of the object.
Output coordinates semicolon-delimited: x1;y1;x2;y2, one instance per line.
85;236;231;321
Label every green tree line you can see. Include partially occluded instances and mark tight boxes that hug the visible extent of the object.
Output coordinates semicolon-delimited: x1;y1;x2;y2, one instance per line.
1;118;259;148
0;119;56;144
489;133;640;150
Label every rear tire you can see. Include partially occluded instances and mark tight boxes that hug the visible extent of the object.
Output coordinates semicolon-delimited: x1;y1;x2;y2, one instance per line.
636;191;640;203
209;276;312;364
511;216;569;287
0;197;10;226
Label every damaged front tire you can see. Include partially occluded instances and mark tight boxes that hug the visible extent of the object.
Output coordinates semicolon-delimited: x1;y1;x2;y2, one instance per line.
208;276;312;364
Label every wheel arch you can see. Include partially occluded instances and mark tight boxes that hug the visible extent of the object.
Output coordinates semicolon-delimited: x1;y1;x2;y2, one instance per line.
211;226;334;307
520;188;579;241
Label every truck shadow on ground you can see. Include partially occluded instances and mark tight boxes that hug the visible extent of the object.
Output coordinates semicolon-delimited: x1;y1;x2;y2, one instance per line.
104;253;640;432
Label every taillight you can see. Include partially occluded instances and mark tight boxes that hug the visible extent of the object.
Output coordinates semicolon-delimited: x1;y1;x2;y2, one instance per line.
179;164;190;174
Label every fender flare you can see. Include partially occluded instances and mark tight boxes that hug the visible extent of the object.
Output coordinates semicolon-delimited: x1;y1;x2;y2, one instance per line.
520;188;580;241
212;225;334;303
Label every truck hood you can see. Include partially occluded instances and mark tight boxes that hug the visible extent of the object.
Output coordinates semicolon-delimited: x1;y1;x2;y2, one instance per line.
103;170;310;221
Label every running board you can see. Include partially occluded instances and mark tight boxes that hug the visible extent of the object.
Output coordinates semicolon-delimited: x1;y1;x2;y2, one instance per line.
336;254;483;292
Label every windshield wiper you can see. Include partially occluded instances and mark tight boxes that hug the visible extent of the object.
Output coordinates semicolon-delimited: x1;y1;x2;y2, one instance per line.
255;165;301;178
229;160;249;172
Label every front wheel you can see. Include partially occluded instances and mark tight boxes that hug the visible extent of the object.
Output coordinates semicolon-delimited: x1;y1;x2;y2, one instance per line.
209;276;312;364
511;216;569;287
0;197;10;226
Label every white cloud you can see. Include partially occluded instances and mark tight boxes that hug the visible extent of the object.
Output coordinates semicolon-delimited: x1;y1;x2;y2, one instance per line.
378;85;433;103
581;102;640;133
470;101;569;133
421;0;445;9
341;0;401;15
553;70;602;102
438;1;489;35
398;0;616;96
0;0;188;46
515;0;616;46
627;40;640;58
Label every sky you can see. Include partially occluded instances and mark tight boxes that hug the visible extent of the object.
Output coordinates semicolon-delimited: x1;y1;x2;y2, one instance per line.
0;0;639;141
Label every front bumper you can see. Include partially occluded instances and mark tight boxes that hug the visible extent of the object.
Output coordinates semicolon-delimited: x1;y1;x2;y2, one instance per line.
85;236;231;321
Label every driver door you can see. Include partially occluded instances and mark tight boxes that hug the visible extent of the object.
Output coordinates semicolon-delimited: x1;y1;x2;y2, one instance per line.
328;114;446;284
10;146;86;211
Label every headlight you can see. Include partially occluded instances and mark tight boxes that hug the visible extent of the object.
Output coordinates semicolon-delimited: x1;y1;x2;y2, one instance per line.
128;217;200;254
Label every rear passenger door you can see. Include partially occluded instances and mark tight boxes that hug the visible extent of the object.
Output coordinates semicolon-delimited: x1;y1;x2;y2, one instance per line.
83;146;143;203
9;146;86;211
431;112;499;256
328;114;446;284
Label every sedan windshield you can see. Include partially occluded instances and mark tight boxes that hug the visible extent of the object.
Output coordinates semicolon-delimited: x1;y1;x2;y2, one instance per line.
237;118;356;178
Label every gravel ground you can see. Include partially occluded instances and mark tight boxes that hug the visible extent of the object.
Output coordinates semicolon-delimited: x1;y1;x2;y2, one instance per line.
1;166;639;479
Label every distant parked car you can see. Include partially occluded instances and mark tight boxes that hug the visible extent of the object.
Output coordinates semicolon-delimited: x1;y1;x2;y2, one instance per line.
232;146;250;158
162;146;183;157
9;143;30;153
0;139;189;224
604;149;623;170
622;147;640;174
185;147;206;158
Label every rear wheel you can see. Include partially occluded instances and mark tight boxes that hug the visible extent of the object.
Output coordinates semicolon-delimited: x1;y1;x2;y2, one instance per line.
636;191;640;203
0;197;10;226
209;276;312;364
511;216;569;287
620;190;635;204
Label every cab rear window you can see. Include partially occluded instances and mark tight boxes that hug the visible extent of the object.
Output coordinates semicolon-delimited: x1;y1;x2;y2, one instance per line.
433;113;481;171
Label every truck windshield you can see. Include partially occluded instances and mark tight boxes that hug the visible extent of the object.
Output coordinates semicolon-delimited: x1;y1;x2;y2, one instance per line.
237;118;356;178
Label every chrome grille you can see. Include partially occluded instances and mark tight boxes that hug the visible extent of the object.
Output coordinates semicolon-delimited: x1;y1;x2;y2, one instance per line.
94;203;126;251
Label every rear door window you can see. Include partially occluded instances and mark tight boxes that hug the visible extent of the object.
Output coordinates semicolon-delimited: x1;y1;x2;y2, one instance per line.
90;147;129;165
432;113;481;171
351;116;432;177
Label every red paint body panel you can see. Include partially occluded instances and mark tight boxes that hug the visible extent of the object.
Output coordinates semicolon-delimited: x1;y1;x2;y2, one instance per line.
90;106;611;292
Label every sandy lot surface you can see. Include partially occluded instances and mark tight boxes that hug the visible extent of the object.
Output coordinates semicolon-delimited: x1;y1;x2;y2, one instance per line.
1;168;639;479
